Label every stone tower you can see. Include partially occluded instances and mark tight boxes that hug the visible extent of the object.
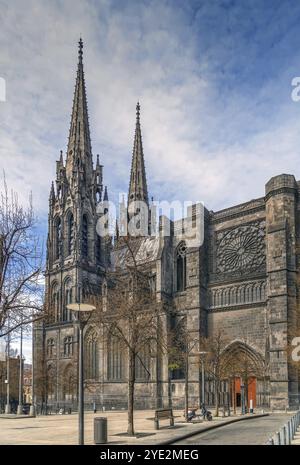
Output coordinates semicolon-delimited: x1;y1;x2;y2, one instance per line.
46;38;106;311
33;39;108;405
265;174;299;409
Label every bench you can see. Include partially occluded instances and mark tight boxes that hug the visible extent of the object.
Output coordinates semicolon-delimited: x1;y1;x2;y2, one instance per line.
154;408;174;430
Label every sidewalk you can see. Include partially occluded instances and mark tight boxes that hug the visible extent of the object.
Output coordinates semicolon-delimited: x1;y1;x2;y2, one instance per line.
0;409;269;445
291;426;300;445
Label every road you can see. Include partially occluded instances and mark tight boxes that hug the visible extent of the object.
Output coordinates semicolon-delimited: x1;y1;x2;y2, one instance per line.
174;414;290;445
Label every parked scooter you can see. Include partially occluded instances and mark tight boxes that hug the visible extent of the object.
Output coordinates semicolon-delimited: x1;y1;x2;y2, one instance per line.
186;404;213;422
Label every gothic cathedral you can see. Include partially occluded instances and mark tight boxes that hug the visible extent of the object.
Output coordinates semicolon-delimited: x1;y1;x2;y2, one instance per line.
33;40;300;412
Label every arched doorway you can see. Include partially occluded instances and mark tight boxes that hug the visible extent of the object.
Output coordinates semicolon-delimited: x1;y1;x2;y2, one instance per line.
63;365;76;402
221;340;268;410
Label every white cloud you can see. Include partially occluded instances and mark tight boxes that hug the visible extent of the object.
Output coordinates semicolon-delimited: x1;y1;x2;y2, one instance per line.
2;0;300;364
0;0;300;220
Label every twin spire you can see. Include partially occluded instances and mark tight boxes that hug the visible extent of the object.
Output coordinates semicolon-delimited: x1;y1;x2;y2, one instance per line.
64;40;149;207
128;101;149;207
66;38;93;181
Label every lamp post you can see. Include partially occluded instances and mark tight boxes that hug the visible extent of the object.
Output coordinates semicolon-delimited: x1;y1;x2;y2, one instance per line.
199;351;208;407
67;302;95;445
241;381;246;415
194;351;208;408
17;323;23;415
5;331;10;414
29;323;37;417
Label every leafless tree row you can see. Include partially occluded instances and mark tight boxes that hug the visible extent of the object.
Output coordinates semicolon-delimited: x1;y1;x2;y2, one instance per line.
0;176;45;338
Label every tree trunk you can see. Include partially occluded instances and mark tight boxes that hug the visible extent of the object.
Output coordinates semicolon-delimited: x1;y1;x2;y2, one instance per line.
184;351;189;421
127;349;135;436
245;380;248;413
168;371;172;409
232;378;236;415
215;380;220;417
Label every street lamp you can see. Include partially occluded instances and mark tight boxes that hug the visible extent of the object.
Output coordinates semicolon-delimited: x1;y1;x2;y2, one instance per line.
5;331;10;415
67;301;95;445
241;381;246;415
17;322;24;415
194;351;208;408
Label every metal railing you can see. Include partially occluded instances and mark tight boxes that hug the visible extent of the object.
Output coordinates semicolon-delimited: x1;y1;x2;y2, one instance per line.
267;411;300;445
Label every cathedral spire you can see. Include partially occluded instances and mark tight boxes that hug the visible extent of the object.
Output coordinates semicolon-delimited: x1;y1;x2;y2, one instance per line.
66;38;93;182
49;181;55;205
128;102;149;206
103;185;108;201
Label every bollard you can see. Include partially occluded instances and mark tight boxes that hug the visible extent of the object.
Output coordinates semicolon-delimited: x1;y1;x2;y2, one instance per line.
283;426;287;445
292;417;295;436
276;431;281;445
249;399;254;414
287;421;291;445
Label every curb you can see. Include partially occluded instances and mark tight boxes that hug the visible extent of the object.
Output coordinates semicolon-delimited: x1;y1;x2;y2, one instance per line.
0;415;36;419
157;413;270;445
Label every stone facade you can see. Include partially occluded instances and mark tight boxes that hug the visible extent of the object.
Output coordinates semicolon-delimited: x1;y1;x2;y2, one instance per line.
33;41;300;412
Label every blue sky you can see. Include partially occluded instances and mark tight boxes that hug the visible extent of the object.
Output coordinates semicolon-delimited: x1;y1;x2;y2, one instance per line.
2;0;300;359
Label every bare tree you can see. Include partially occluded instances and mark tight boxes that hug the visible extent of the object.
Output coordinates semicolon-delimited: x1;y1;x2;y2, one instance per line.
201;330;232;417
168;314;199;421
92;236;165;436
0;178;44;337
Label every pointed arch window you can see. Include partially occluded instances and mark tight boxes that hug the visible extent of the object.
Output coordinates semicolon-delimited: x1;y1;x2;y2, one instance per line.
85;330;99;380
47;338;55;357
63;366;76;401
169;314;186;380
54;217;62;260
96;235;101;264
176;242;187;292
63;279;72;321
149;274;156;295
63;336;73;357
102;282;108;312
47;365;55;401
52;283;60;322
67;213;74;256
136;346;151;381
82;214;88;257
107;335;123;380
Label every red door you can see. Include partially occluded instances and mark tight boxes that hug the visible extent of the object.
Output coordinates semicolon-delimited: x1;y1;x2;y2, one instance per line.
233;377;256;408
248;377;256;408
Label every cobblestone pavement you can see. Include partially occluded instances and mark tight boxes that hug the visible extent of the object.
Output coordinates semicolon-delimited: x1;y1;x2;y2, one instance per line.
175;414;291;445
